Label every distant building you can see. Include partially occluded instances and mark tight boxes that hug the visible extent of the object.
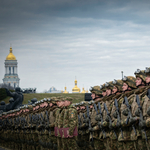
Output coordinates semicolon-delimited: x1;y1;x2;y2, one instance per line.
3;47;20;88
63;86;69;93
72;79;80;93
47;86;62;93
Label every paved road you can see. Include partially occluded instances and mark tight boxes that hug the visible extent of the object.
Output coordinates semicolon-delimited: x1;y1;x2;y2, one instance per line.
0;147;6;150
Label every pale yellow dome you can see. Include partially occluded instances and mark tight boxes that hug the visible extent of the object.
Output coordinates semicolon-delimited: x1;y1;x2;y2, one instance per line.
6;47;16;60
72;79;80;93
63;86;69;93
81;87;86;93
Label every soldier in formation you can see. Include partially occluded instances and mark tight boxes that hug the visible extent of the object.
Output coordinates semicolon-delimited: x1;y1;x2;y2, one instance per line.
1;67;150;150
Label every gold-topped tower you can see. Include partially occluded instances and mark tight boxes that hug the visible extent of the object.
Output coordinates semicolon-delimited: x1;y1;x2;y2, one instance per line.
6;47;16;60
72;79;80;93
3;46;20;88
63;86;69;93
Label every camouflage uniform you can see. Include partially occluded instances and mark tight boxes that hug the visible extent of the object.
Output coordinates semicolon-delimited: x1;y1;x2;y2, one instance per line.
22;106;31;150
15;108;22;150
129;69;147;150
63;104;79;150
108;79;123;150
116;76;138;150
28;104;37;150
78;102;93;150
37;101;47;150
141;67;150;150
57;97;79;150
46;98;58;150
54;99;62;150
89;85;105;150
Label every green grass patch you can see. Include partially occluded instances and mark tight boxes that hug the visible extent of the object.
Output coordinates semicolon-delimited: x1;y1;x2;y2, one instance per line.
0;93;85;104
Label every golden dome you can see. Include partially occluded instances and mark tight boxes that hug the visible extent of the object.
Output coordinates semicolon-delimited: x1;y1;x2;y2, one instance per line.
6;47;16;60
81;87;86;93
63;86;69;93
72;79;80;93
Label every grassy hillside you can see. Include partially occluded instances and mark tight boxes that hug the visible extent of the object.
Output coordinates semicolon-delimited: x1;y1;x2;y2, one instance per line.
0;93;85;104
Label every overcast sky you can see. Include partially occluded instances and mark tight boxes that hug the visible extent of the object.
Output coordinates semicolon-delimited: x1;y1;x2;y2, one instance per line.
0;0;150;93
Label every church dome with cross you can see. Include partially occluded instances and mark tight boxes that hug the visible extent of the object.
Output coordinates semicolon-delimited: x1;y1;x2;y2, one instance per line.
72;79;80;93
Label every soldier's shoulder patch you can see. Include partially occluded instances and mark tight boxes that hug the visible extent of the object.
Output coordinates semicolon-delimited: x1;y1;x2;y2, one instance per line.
71;112;74;118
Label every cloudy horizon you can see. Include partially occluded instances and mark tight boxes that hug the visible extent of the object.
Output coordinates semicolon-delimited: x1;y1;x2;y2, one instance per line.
0;0;150;93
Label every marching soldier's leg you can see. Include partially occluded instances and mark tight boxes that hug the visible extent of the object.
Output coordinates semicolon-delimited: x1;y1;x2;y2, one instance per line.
62;138;69;150
136;137;147;150
52;136;57;150
146;139;150;150
33;132;40;150
123;141;136;150
67;137;80;150
117;141;125;150
94;139;105;150
104;138;112;150
110;139;118;150
57;137;63;150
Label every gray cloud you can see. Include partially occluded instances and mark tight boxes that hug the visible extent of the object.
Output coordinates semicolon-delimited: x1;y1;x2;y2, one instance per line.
0;0;150;92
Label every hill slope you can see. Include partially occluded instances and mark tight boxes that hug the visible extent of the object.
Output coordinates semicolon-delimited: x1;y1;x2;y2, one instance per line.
1;93;85;104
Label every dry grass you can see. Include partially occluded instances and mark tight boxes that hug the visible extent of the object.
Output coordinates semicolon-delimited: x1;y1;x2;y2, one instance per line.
0;93;85;104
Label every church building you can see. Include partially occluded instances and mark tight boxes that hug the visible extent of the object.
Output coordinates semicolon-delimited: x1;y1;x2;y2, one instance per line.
72;79;80;93
3;47;20;88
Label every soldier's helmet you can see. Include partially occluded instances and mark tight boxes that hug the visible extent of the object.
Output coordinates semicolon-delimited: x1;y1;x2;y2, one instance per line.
105;81;114;90
145;67;150;76
100;83;106;92
71;103;76;107
0;101;5;105
28;105;33;111
134;69;146;82
88;100;94;105
122;76;137;89
47;98;57;104
31;98;37;104
89;86;102;96
113;79;123;91
15;87;21;92
79;101;88;106
64;97;73;102
9;98;14;103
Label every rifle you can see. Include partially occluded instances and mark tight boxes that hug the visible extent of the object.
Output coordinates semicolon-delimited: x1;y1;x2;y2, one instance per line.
83;113;86;122
82;112;89;127
94;103;106;138
86;105;93;141
46;110;51;135
6;118;10;129
16;117;20;132
136;95;147;141
147;89;150;99
123;96;137;136
29;114;32;129
98;102;106;138
114;99;123;138
21;117;26;133
104;103;117;139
